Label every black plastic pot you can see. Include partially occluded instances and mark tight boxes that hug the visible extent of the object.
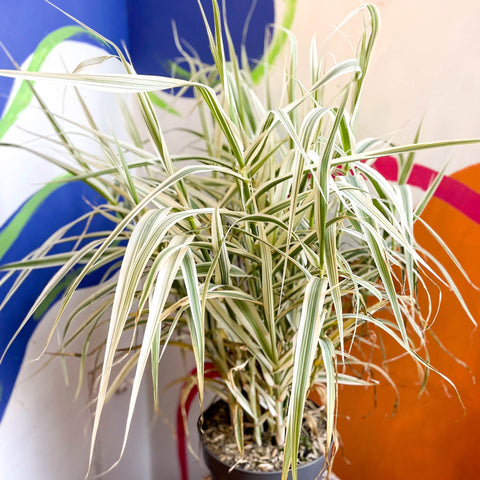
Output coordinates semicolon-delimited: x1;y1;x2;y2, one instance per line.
199;401;327;480
201;442;326;480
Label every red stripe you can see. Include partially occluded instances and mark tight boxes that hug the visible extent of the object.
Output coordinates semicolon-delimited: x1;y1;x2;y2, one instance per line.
177;363;219;480
373;156;480;224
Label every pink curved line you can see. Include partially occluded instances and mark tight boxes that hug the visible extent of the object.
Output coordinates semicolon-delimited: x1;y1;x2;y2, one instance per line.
373;156;480;225
177;363;220;480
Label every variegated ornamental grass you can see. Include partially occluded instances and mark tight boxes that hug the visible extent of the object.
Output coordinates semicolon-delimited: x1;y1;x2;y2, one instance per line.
0;2;478;479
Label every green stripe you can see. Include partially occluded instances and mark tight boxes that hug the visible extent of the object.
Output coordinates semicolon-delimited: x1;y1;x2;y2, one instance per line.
251;0;297;84
33;270;78;320
147;92;180;116
0;181;62;261
0;26;86;140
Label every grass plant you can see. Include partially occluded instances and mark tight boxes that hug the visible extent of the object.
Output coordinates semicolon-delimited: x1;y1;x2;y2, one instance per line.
0;2;477;478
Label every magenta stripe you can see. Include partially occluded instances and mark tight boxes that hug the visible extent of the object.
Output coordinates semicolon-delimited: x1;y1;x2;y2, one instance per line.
373;156;480;225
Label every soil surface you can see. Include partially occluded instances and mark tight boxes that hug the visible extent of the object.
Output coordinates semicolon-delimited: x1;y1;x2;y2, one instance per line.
200;399;327;472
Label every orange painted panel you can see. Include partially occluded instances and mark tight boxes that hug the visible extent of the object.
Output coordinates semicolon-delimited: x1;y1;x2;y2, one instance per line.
335;165;480;479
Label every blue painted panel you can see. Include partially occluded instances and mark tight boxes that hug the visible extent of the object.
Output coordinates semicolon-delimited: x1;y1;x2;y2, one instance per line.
0;1;275;112
0;182;117;420
0;0;129;114
126;0;274;91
